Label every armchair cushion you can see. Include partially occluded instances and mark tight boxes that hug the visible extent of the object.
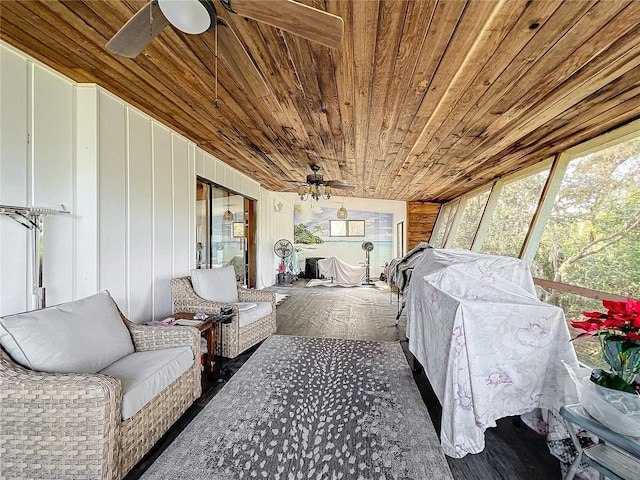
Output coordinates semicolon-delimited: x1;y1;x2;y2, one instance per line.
238;302;273;328
0;291;134;373
99;346;193;420
191;266;238;303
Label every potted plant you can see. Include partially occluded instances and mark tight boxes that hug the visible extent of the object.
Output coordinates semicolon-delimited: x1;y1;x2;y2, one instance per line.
572;298;640;392
570;298;640;436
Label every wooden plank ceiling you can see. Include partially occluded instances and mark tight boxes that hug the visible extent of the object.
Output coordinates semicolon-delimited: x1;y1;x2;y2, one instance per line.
2;0;640;202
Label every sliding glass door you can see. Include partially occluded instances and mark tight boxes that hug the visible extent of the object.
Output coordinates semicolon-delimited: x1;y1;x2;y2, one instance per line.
196;177;256;287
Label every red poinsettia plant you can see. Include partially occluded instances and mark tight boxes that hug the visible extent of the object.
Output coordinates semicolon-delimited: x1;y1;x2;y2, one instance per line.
572;299;640;341
571;298;640;394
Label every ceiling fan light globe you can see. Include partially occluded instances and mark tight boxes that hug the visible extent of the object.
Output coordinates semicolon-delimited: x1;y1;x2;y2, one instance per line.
158;0;211;34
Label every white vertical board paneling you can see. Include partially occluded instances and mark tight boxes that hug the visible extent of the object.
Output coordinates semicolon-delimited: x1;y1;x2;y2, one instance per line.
202;151;215;181
172;135;192;277
195;149;204;177
98;90;127;308
222;164;231;190
127;109;153;321
213;156;224;183
31;64;74;307
188;143;196;271
256;189;296;288
231;170;241;193
152;122;173;319
75;85;99;298
0;46;29;315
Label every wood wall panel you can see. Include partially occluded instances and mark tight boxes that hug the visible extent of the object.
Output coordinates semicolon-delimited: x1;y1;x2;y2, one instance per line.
126;108;154;321
0;47;29;315
98;89;128;308
75;85;99;299
0;44;296;319
33;64;75;306
171;135;192;281
406;201;440;251
152;122;173;320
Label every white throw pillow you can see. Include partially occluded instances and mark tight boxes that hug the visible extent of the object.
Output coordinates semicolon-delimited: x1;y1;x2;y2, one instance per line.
191;266;239;303
0;291;134;374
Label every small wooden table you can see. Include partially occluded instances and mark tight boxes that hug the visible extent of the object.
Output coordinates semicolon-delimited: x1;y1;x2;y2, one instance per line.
172;312;218;374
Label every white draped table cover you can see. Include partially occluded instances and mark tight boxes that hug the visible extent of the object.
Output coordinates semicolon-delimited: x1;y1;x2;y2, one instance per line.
406;249;580;458
317;256;366;286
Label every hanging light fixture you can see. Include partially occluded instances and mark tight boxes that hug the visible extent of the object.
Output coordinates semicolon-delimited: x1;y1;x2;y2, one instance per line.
337;203;348;219
223;194;233;222
298;166;333;201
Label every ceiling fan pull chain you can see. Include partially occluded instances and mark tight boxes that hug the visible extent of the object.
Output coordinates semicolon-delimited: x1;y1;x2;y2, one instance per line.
149;1;154;40
214;17;219;109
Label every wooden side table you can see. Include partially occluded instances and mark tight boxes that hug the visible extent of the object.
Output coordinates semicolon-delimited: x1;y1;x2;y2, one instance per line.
172;312;218;374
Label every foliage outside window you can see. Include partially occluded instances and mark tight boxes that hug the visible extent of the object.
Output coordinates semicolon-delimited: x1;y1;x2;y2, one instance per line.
430;201;458;247
451;189;490;249
329;220;365;237
480;169;549;257
531;138;640;352
428;127;640;370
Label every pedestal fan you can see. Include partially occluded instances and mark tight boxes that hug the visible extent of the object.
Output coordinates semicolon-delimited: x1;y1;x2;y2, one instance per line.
362;241;375;286
274;239;294;286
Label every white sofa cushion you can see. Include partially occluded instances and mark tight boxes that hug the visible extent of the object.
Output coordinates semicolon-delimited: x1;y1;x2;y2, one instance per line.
0;291;134;373
237;301;272;328
191;266;238;303
99;346;193;420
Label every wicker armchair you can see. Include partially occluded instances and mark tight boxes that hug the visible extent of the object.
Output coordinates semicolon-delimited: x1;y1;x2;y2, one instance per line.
0;312;201;480
171;276;276;358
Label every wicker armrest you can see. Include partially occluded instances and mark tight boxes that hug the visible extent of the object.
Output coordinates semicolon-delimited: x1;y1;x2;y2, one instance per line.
171;276;239;315
238;287;276;306
0;350;122;479
125;319;201;358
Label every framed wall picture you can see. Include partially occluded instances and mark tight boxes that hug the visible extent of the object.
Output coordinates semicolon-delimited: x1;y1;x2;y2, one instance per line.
233;222;245;238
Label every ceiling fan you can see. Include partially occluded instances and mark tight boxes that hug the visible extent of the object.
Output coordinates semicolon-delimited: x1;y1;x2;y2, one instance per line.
105;0;344;97
282;165;355;201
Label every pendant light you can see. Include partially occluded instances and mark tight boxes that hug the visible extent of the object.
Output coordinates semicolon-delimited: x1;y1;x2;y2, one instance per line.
337;203;348;219
223;194;233;222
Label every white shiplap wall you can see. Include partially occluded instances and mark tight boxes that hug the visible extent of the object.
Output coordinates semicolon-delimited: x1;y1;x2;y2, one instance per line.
0;42;289;321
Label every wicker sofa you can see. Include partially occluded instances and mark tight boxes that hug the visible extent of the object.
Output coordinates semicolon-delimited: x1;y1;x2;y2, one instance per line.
172;267;276;358
0;291;202;480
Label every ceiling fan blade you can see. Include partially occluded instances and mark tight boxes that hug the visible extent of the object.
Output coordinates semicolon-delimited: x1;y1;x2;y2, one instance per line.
106;1;170;58
210;20;270;97
225;0;344;49
326;181;355;190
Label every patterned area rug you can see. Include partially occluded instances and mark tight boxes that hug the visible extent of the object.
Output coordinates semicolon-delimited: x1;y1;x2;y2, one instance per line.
141;335;452;480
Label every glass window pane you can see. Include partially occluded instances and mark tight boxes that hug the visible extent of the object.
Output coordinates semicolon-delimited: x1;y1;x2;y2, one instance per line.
430;202;456;247
441;200;460;246
451;190;490;249
531;137;640;297
196;180;211;268
480;169;549;257
535;289;608;369
348;220;365;236
330;220;347;237
429;204;448;247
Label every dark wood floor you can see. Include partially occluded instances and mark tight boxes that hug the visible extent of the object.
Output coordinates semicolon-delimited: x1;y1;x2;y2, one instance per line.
126;279;561;479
